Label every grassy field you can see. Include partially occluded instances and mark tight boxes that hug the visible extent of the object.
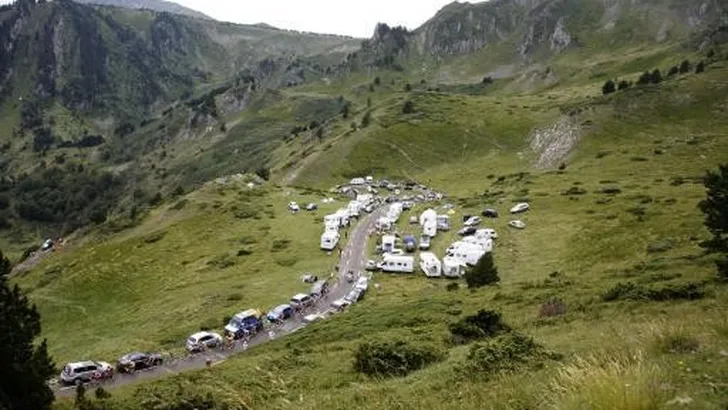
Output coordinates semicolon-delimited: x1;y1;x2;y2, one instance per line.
45;57;728;410
14;178;349;363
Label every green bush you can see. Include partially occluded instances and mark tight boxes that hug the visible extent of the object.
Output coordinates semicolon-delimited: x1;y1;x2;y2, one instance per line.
602;282;705;302
353;340;443;377
464;253;499;288
465;332;553;376
271;238;291;252
449;309;510;344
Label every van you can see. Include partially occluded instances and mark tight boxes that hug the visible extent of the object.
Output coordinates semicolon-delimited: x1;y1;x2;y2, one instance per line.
451;243;488;266
442;256;466;277
309;280;330;298
419;252;442;277
321;231;340;251
462;236;494;252
379;254;415;273
290;293;314;310
382;235;396;253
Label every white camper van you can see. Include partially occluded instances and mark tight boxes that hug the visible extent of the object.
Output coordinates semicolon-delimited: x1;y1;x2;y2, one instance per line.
462;236;494;252
423;221;437;238
419;209;437;227
419;252;442;277
442;256;466;277
451;243;487;266
437;215;450;231
379;254;415;273
347;201;361;217
320;231;340;251
382;235;396;253
376;217;392;231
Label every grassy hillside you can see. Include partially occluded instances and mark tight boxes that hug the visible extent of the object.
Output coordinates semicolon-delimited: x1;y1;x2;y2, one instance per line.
36;56;728;410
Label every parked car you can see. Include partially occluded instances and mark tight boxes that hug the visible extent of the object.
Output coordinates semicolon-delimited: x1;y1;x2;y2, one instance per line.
345;288;363;303
482;208;499;218
509;220;526;229
330;298;351;312
458;226;477;236
306;203;318;211
116;352;163;373
510;203;530;214
365;260;379;271
186;331;223;352
267;304;294;322
309;280;330;298
403;235;417;252
303;313;325;323
290;293;314;310
462;214;473;223
301;274;319;283
60;361;114;385
288;202;300;212
224;309;264;339
41;238;54;251
419;235;431;250
464;216;482;227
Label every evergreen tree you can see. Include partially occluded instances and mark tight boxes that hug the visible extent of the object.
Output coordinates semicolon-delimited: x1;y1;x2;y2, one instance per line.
402;100;415;114
373;77;381;86
464;253;499;288
0;249;56;410
679;60;691;74
637;71;652;85
650;69;663;84
707;49;715;59
698;164;728;279
602;79;616;95
315;127;324;141
617;80;631;91
668;66;679;76
341;103;350;119
361;111;372;128
404;83;412;92
696;61;706;74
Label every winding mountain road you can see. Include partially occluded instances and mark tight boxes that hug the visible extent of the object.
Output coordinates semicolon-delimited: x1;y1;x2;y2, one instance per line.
54;206;383;398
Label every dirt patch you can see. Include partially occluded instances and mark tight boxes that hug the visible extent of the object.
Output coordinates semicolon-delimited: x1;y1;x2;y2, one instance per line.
529;116;581;169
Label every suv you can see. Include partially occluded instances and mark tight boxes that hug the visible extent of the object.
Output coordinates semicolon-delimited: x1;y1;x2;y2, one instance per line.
186;331;223;353
290;293;314;310
116;352;163;373
60;361;114;386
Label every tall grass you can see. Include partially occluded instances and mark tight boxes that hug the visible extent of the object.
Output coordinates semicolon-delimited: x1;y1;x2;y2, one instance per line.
547;351;667;410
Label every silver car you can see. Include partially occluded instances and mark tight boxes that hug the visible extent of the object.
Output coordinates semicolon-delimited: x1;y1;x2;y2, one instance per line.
60;361;113;385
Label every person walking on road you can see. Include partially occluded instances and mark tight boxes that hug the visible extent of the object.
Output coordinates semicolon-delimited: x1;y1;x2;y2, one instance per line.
268;330;276;340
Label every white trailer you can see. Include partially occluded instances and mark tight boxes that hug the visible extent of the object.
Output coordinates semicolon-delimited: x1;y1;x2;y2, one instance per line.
423;220;437;238
462;236;494;252
320;231;340;251
379;254;415;273
347;201;361;217
382;235;396;253
419;252;442;278
419;209;437;227
376;217;392;231
442;256;466;277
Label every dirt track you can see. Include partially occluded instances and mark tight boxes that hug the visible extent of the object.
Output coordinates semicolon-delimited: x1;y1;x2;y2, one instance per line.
53;207;383;398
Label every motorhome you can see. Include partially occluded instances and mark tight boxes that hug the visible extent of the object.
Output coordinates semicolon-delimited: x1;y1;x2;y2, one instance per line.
462;236;494;252
442;256;466;277
387;203;403;221
436;215;450;231
419;209;437;227
419;252;442;277
320;231;340;251
379;254;415;273
423;221;437;237
347;200;361;217
450;243;488;266
376;217;392;231
382;235;396;253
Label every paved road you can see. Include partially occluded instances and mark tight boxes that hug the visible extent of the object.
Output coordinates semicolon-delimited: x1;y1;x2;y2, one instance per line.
53;206;383;397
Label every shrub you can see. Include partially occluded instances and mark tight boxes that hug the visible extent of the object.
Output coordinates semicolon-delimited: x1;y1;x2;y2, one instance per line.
539;298;567;318
695;60;705;74
652;327;699;354
402;100;415;114
650;69;662;84
353;340;443;377
667;66;679;76
255;167;270;181
404;83;412;92
271;238;291;252
617;80;630;91
361;111;372;128
445;282;459;292
482;76;493;85
602;80;616;95
449;309;510;344
602;282;705;302
465;332;550;376
373;77;381;86
636;71;652;85
143;231;166;244
464;253;499;288
562;187;587;196
679;59;691;74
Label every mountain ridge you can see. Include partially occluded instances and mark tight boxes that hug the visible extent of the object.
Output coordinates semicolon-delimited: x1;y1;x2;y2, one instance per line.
73;0;213;20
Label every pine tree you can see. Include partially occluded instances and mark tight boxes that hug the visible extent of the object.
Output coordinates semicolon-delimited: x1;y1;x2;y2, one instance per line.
602;79;616;95
668;66;679;76
617;80;631;91
696;61;706;74
0;249;56;410
637;71;652;85
698;164;728;279
341;103;350;119
361;111;372;128
464;253;499;288
679;60;691;74
402;100;415;114
404;83;412;92
651;69;663;84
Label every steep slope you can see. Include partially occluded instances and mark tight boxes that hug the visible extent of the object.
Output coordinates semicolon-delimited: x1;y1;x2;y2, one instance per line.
74;0;212;20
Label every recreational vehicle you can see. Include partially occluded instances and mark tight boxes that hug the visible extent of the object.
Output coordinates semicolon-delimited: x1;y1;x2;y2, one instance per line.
419;209;437;227
436;215;450;231
423;221;437;237
419;252;442;277
442;256;466;277
382;235;396;253
320;231;340;251
347;201;361;217
450;243;488;266
379;254;415;273
376;217;392;231
462;236;494;252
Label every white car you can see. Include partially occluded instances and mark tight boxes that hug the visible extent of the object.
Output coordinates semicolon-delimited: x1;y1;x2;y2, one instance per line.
288;202;300;212
186;331;223;352
464;216;482;227
476;228;498;239
508;220;526;229
330;298;351;311
350;178;365;185
510;203;530;214
303;313;325;323
60;361;114;385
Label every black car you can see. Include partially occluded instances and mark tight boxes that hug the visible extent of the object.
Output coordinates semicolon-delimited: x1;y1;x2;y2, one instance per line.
458;226;477;236
116;352;163;373
482;208;499;218
462;214;473;223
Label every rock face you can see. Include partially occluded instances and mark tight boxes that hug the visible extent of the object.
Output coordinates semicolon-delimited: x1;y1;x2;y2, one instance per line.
369;0;725;62
73;0;213;20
